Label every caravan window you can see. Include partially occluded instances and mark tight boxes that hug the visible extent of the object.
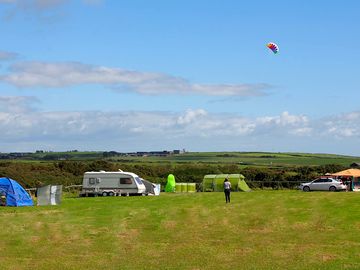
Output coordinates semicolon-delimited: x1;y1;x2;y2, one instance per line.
89;178;96;185
135;177;143;185
120;177;132;185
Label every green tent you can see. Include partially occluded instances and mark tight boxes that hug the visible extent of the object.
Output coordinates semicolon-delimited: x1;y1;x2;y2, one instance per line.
202;175;216;192
165;174;176;192
202;174;250;192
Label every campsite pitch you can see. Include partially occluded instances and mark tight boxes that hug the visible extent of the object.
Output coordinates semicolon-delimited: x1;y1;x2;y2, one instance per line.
0;191;359;269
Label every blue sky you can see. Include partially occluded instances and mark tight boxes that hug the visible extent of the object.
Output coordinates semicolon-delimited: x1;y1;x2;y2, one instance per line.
0;0;359;155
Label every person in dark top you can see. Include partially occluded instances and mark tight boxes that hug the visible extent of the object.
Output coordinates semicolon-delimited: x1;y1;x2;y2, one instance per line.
223;178;231;203
0;193;6;206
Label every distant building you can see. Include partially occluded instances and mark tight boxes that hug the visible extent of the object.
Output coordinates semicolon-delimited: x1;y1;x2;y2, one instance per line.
149;151;171;156
0;152;32;159
135;151;171;157
136;152;148;157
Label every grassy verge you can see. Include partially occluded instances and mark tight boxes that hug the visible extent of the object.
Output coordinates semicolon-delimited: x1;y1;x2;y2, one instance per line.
1;191;359;269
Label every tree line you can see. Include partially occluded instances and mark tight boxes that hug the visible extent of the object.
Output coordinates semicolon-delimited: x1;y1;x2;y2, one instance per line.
0;160;347;190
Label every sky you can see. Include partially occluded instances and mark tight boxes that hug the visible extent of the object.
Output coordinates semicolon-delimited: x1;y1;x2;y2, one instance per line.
0;0;359;155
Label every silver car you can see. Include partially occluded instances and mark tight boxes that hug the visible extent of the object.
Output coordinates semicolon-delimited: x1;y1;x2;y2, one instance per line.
300;178;347;192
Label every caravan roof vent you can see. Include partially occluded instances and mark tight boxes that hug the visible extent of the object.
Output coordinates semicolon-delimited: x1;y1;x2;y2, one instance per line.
118;169;123;172
99;170;106;172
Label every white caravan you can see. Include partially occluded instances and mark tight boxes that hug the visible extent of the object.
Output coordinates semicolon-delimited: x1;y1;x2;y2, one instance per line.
80;170;146;197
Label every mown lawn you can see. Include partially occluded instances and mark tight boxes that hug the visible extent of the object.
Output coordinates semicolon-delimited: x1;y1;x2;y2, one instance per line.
1;191;359;270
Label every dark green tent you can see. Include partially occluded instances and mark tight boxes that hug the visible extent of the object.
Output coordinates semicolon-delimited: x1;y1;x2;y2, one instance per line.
202;174;250;192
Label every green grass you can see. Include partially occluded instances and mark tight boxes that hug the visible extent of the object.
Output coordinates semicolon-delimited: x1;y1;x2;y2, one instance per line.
9;151;360;167
1;191;360;269
110;152;360;167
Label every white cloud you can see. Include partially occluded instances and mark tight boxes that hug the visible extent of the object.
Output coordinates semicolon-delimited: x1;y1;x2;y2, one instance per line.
1;96;359;154
0;105;312;145
24;0;68;9
177;109;207;125
0;0;97;8
0;96;39;113
0;51;18;61
1;61;270;96
0;0;68;10
289;127;312;136
257;111;308;127
0;0;69;21
191;83;269;96
0;0;102;21
323;112;360;138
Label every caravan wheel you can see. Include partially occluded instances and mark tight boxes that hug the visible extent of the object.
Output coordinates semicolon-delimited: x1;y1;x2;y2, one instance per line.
108;191;115;196
102;192;108;197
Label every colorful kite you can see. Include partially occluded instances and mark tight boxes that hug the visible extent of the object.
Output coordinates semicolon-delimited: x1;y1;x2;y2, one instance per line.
267;42;279;54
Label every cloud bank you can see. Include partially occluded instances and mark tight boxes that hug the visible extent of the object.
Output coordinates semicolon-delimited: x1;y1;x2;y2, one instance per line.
0;96;359;153
1;61;270;96
0;0;103;21
0;0;101;8
0;96;39;113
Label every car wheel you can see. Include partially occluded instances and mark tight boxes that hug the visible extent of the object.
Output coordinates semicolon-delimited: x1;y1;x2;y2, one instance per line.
329;186;336;192
102;192;108;197
303;186;310;192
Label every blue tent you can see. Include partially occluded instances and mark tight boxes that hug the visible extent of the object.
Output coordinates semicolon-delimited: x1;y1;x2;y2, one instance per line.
0;177;33;206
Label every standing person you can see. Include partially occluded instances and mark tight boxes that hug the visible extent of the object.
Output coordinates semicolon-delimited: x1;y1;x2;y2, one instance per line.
224;178;231;203
0;192;6;206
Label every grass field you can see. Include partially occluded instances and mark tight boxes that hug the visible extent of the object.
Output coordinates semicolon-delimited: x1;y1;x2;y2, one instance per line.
1;191;360;269
11;151;360;167
109;152;360;167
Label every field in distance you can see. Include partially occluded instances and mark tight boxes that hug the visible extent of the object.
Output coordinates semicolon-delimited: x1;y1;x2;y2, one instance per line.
16;151;360;167
108;152;360;167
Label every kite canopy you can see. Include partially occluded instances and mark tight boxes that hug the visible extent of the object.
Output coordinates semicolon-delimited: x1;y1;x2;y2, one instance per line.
267;42;279;54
